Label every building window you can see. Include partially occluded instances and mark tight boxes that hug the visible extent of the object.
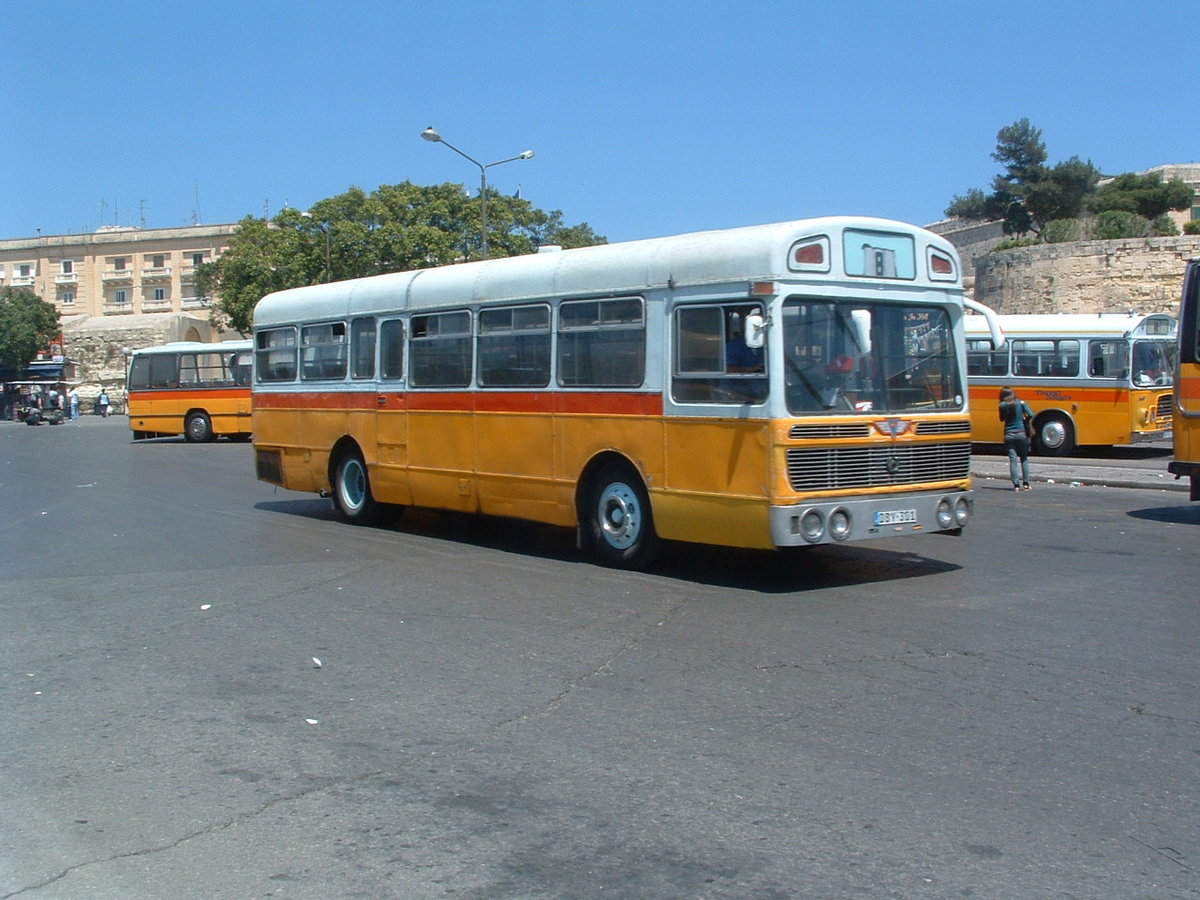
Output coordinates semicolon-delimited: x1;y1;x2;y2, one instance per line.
152;255;165;268
61;259;73;274
153;288;166;302
114;258;126;271
115;289;128;303
192;252;206;267
61;292;75;305
19;264;32;277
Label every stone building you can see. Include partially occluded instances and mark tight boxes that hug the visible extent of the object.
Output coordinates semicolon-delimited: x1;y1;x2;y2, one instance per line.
0;223;240;408
0;223;236;318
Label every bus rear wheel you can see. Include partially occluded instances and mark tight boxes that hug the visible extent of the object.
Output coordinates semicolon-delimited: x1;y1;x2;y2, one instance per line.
1036;415;1075;457
333;449;384;525
185;412;214;443
585;463;660;569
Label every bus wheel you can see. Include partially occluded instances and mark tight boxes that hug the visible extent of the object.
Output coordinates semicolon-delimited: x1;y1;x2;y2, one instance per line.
586;464;660;569
333;449;383;525
1036;415;1075;457
185;412;214;443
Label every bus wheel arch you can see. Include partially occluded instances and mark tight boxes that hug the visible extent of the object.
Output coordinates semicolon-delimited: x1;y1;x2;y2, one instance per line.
329;439;384;525
576;453;661;570
184;410;215;443
1034;411;1076;457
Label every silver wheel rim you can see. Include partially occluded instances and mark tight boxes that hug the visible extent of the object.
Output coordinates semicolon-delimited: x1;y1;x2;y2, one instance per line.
187;416;209;441
597;481;640;550
340;458;367;512
1041;420;1066;449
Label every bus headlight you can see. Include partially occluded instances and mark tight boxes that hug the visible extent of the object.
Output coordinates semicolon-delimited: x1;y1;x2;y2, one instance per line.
828;508;852;541
936;498;954;530
800;509;825;543
954;496;971;526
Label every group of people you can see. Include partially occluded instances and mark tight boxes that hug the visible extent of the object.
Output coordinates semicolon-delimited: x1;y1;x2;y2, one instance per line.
4;386;111;421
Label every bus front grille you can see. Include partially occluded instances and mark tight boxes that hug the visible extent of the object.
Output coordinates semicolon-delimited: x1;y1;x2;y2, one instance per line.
1156;393;1174;421
916;419;971;435
789;423;871;439
786;442;971;491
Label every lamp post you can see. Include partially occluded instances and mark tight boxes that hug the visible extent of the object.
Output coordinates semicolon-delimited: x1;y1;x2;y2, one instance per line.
421;127;534;260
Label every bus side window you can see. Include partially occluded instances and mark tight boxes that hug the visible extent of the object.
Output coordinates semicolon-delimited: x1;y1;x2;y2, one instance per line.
257;327;298;382
351;317;376;380
1089;340;1127;379
671;304;766;403
558;297;645;388
380;319;405;380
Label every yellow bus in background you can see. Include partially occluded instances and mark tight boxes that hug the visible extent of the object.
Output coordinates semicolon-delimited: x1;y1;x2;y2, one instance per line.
251;217;991;568
965;313;1176;456
127;341;253;442
1169;260;1200;499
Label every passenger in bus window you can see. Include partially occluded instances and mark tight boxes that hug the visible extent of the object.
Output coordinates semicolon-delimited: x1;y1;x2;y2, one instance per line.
999;386;1033;491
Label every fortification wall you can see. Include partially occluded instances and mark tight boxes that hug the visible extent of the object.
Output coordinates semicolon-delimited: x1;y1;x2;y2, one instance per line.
62;314;225;407
973;236;1200;315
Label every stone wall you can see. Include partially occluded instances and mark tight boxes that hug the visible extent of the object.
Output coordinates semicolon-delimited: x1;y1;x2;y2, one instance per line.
973;236;1200;315
62;313;229;409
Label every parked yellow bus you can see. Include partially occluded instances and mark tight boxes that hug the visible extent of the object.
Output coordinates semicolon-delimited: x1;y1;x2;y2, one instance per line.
964;313;1176;456
127;341;253;442
252;217;992;567
1169;260;1200;499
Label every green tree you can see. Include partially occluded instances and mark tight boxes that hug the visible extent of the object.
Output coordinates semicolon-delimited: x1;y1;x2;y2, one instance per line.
1089;172;1194;220
0;286;60;373
946;119;1100;236
199;181;606;334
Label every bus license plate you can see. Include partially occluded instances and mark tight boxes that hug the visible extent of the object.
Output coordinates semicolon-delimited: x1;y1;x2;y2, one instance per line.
875;508;917;526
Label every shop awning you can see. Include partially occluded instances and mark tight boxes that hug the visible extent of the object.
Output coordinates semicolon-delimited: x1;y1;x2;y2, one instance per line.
22;362;67;380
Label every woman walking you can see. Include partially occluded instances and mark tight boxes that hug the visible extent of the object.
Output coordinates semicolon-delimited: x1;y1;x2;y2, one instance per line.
999;386;1034;491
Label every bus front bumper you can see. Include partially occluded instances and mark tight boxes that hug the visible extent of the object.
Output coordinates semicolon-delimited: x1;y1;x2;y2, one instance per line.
769;489;972;547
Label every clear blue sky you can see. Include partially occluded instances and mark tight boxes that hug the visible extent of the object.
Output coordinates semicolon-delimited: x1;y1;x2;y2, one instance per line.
3;0;1196;244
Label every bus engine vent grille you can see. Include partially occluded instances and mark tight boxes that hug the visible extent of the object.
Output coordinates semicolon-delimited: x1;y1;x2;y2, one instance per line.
916;419;971;435
788;423;872;440
1156;393;1173;421
786;442;971;491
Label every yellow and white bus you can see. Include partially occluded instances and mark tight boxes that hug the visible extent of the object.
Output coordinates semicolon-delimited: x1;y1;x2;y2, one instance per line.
1169;260;1200;499
127;340;254;442
252;217;990;567
964;313;1176;456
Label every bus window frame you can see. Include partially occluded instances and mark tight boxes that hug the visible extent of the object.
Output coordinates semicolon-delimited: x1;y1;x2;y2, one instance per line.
380;318;406;382
478;303;552;388
256;326;299;383
410;309;473;388
350;316;377;381
671;301;767;404
556;296;647;389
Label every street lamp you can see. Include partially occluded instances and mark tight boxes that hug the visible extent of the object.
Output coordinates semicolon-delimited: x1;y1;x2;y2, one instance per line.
421;127;534;260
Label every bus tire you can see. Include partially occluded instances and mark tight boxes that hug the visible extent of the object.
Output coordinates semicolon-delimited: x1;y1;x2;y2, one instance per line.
585;463;660;569
1036;414;1075;457
185;412;215;443
332;448;384;525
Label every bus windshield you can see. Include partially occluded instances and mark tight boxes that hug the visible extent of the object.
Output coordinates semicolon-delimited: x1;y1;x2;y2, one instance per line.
1132;338;1176;386
783;299;962;415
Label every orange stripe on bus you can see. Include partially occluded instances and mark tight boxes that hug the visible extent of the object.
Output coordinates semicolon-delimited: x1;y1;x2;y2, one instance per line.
130;388;249;401
254;390;665;416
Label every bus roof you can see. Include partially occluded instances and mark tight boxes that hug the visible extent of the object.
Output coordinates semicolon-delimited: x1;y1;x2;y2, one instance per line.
130;340;253;356
253;217;962;329
964;312;1176;340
